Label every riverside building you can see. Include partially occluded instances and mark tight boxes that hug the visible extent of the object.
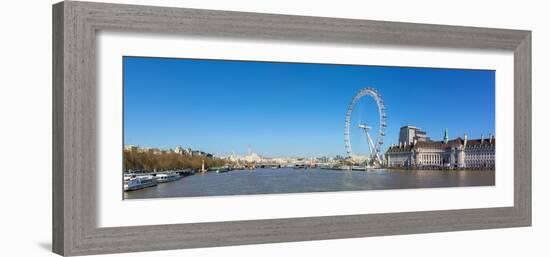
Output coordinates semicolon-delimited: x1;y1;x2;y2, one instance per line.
398;125;430;144
386;128;495;169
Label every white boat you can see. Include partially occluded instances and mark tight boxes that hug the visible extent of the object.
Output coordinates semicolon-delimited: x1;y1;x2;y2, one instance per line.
156;173;181;183
124;175;157;191
339;165;352;170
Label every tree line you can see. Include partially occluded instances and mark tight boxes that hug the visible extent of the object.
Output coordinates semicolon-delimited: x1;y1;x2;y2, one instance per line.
123;150;228;172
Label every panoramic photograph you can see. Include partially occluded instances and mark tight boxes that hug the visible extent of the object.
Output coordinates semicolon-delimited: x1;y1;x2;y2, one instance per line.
122;56;495;200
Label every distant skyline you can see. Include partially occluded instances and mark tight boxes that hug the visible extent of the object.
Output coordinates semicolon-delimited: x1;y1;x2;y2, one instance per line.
123;56;495;158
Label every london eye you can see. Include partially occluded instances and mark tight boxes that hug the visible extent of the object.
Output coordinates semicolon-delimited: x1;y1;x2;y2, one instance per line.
344;87;387;166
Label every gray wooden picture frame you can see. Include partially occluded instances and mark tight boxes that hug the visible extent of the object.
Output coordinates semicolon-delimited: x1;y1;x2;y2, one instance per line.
52;1;531;256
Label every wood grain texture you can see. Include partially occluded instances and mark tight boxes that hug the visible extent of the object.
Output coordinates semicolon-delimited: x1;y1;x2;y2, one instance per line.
52;2;65;255
52;1;532;256
514;32;532;224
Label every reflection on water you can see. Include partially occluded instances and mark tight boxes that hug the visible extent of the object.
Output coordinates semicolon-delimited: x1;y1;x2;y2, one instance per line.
124;168;495;199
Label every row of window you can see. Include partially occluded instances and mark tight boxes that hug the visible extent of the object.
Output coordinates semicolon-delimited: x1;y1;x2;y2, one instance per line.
465;153;495;160
465;160;495;164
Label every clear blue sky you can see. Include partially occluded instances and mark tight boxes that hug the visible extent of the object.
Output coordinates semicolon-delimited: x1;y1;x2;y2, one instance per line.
123;56;495;158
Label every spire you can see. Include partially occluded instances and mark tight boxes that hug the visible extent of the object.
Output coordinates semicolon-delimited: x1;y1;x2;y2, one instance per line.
463;133;468;147
481;133;484;144
444;128;449;144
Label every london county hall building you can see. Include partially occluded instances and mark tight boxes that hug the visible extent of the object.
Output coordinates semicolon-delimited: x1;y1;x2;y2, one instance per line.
385;126;495;169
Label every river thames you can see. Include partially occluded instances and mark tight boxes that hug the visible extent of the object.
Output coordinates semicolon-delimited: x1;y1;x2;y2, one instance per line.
124;168;494;199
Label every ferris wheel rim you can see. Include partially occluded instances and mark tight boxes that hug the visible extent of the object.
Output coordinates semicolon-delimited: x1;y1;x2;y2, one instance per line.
344;87;387;162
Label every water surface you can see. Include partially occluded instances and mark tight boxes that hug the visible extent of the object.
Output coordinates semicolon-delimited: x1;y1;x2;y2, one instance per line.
124;168;494;199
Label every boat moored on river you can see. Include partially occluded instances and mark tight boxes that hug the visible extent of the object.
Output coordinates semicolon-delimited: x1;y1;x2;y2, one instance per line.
124;175;157;191
156;173;181;183
351;165;367;171
210;166;231;173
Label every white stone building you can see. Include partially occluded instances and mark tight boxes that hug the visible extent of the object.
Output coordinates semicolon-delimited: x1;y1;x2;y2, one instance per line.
386;133;495;169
